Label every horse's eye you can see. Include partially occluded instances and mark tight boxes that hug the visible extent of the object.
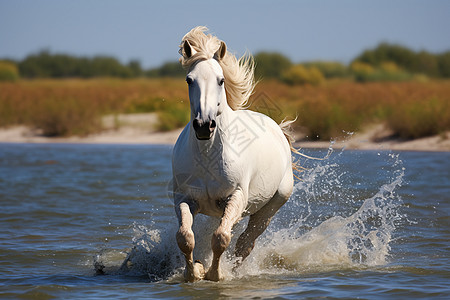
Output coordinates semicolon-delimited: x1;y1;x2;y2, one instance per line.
186;77;193;85
219;78;225;86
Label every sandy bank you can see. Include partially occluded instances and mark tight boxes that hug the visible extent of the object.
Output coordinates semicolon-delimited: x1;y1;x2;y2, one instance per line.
295;124;450;152
0;123;448;152
0;125;183;145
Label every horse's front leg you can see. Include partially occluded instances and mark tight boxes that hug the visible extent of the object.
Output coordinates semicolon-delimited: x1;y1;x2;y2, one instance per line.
175;200;205;282
205;189;246;281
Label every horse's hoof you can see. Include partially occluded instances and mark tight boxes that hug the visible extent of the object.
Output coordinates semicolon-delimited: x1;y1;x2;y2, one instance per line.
205;267;223;282
185;260;205;282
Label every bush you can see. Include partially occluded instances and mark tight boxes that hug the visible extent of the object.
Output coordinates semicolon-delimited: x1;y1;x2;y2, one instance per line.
281;65;325;85
146;61;185;78
18;50;139;78
351;61;412;82
0;61;20;81
385;97;450;139
350;61;375;82
30;97;101;136
254;52;292;79
353;43;449;78
251;80;450;141
156;107;190;131
302;61;349;78
437;52;450;77
0;78;188;136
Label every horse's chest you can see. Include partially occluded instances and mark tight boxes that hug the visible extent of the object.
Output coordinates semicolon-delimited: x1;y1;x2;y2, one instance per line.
180;153;238;214
193;154;236;195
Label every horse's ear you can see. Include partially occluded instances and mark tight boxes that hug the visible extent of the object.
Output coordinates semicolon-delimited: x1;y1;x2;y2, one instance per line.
214;41;227;61
183;40;197;58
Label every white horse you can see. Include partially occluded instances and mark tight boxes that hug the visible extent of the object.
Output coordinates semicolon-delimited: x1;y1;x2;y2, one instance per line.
172;27;296;282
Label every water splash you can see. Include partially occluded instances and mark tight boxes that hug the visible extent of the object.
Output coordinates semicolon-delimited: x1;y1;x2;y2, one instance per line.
231;151;405;277
94;150;405;281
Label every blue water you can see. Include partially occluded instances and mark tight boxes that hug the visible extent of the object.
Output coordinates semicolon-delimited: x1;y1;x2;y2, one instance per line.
0;143;448;299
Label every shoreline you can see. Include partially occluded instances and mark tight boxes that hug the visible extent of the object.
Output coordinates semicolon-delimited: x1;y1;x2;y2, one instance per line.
0;125;449;152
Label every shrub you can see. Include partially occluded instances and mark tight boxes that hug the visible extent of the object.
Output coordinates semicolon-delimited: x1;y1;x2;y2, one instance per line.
30;97;101;136
123;95;190;131
146;61;185;78
156;106;190;131
437;51;450;78
385;97;450;139
254;52;292;79
302;61;349;78
0;78;188;136
353;42;450;78
351;61;412;82
18;50;138;78
252;80;450;141
350;61;375;82
0;61;20;81
281;65;325;86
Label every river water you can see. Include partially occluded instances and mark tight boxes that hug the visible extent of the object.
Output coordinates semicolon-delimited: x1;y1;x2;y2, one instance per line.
0;143;448;299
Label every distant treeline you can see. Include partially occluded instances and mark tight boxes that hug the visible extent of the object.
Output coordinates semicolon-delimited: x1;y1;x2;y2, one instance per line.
255;43;450;84
1;43;449;83
0;50;184;80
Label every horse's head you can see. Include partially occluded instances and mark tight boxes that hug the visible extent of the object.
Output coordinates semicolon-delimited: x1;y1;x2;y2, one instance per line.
183;40;227;140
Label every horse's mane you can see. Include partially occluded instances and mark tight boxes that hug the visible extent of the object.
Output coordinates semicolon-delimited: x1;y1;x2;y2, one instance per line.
179;26;255;111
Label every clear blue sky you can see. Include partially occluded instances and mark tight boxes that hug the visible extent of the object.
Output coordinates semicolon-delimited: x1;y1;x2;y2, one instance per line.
1;0;449;68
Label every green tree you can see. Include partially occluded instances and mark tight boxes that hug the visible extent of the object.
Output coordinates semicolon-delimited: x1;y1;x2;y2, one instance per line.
128;60;143;77
412;51;439;77
254;52;292;79
437;51;450;77
353;43;449;78
18;50;138;78
355;43;416;70
90;56;133;78
150;61;185;77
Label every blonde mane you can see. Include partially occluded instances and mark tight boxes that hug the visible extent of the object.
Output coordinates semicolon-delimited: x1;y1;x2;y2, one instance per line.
179;26;256;110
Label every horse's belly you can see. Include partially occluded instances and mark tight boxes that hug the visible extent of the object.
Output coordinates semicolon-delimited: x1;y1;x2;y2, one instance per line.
245;179;280;215
244;151;290;215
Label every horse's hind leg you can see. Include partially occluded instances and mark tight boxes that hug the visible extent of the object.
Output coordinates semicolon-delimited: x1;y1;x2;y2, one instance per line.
235;197;289;261
235;172;293;262
234;191;289;261
175;200;205;282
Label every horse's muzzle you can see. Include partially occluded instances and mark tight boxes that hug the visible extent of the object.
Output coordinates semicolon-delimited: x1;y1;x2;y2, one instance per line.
192;118;216;140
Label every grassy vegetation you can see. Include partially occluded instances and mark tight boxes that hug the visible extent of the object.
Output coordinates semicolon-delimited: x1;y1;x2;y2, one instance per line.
0;78;449;140
0;78;189;136
251;79;450;140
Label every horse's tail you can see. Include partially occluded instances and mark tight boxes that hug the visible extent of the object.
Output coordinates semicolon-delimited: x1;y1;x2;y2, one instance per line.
279;118;333;177
279;118;304;174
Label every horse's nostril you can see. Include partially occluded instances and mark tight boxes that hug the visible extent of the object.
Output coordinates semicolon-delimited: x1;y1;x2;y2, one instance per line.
210;120;216;130
193;119;201;131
